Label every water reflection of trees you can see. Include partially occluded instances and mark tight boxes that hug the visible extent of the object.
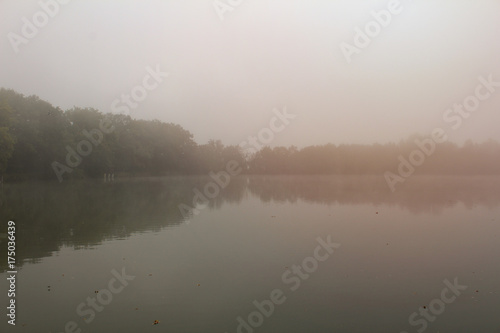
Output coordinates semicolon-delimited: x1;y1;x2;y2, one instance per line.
0;176;246;272
1;175;498;271
246;175;500;214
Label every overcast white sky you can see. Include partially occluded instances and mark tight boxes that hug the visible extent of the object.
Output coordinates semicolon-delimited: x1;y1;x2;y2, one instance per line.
1;0;499;147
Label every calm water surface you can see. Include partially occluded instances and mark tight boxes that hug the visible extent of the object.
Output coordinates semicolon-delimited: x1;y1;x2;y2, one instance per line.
1;175;499;332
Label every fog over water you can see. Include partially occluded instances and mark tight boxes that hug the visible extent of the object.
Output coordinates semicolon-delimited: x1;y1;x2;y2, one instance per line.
1;0;500;147
1;2;500;332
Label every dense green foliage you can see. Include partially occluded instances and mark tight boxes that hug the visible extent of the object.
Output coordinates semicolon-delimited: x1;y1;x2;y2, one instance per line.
0;102;15;174
0;88;246;181
1;88;499;181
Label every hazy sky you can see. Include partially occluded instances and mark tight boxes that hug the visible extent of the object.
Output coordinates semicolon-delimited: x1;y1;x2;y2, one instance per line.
1;0;499;147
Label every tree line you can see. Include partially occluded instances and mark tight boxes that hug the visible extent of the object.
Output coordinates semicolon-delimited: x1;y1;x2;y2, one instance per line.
1;88;499;181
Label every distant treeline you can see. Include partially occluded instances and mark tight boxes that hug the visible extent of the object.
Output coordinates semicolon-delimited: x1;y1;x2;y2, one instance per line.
1;88;499;181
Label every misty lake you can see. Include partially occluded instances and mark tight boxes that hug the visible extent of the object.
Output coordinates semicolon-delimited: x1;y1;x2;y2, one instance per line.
1;175;499;333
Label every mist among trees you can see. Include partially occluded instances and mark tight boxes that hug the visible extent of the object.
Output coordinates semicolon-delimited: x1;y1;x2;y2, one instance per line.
1;88;499;182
